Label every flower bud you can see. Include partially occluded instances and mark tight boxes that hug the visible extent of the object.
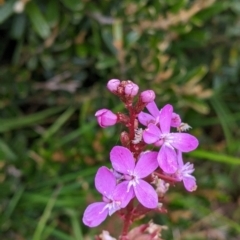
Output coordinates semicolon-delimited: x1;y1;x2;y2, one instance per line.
140;90;155;103
95;109;118;128
171;113;181;127
107;79;120;92
124;82;139;97
120;131;130;147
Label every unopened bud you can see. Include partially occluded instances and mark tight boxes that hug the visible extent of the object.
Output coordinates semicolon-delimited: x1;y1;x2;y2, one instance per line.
95;109;118;128
124;81;139;97
120;131;130;146
107;79;120;93
171;113;181;127
140;90;155;103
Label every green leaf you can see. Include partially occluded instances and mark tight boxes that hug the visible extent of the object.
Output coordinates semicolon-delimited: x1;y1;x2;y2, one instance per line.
25;1;51;39
188;149;240;165
66;209;83;240
60;0;83;11
45;0;60;27
184;98;210;114
210;96;235;152
194;2;229;22
41;107;76;141
0;0;14;24
169;0;187;13
3;186;24;220
33;187;61;240
0;138;17;161
0;107;64;132
96;56;118;69
10;14;26;40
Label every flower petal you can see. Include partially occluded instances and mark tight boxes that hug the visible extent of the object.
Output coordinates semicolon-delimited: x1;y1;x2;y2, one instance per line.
159;104;173;134
183;176;197;192
146;101;159;118
138;112;156;126
170;133;199;152
134;180;158;208
110;146;135;174
134;151;158;178
82;202;108;227
143;123;161;144
95;166;116;197
113;181;135;208
158;145;177;174
176;150;184;167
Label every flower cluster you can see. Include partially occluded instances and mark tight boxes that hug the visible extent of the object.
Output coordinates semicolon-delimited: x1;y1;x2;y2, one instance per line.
83;80;199;236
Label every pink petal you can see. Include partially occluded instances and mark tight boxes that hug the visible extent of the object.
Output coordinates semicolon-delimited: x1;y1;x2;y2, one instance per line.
159;104;173;134
113;181;135;208
138;112;156;126
110;146;135;174
176;150;184;167
95;167;116;197
134;180;158;208
183;177;197;192
170;133;199;152
82;202;108;227
143;123;161;144
134;151;158;178
158;145;178;174
146;101;159;118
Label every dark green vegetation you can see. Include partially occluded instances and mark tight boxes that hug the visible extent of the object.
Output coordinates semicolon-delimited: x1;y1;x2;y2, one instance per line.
0;0;240;239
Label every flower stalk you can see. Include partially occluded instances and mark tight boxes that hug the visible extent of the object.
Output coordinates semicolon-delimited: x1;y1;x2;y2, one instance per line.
82;79;199;240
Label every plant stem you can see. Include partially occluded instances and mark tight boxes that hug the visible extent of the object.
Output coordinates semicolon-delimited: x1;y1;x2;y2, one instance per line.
119;200;134;240
154;172;178;183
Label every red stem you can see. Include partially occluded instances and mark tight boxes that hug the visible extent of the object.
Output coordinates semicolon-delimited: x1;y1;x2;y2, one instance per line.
154;172;179;183
119;200;134;240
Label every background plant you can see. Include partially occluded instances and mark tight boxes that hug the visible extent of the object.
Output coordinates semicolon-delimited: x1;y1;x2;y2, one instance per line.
0;0;240;239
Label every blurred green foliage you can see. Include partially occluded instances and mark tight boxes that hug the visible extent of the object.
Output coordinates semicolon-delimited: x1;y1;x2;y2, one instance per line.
0;0;240;239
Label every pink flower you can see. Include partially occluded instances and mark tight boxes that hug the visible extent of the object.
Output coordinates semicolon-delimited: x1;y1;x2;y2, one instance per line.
143;104;198;174
107;79;120;92
95;109;118;128
110;146;159;208
138;101;181;127
174;151;197;192
83;167;132;227
140;90;156;104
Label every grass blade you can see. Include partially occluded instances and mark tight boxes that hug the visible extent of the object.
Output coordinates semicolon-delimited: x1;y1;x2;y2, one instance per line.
188;149;240;165
4;186;24;220
0;107;64;132
66;209;83;240
33;186;61;240
41;107;76;141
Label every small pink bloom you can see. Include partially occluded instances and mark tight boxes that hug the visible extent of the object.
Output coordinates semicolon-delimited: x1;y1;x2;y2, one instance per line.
124;82;139;97
83;167;132;227
174;151;197;192
143;104;198;174
95;109;118;128
107;79;120;92
140;90;156;103
110;146;159;209
138;101;182;128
